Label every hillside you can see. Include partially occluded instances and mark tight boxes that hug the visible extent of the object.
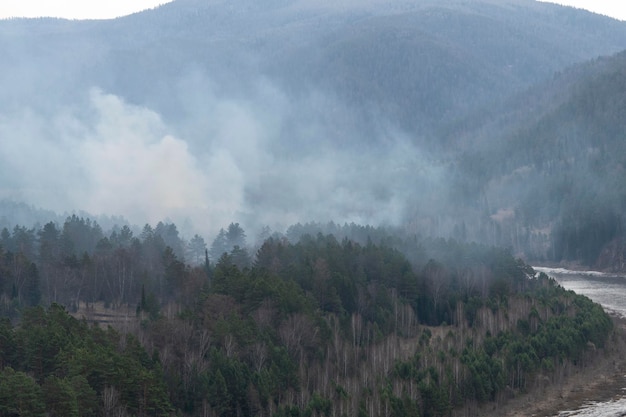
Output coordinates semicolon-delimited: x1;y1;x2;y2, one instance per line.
0;217;616;416
446;51;626;268
3;0;625;139
2;1;626;415
2;0;626;246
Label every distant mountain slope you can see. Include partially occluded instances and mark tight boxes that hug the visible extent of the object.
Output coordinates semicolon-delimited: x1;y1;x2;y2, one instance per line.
450;51;626;266
263;1;626;138
104;0;626;140
1;0;626;259
2;0;626;138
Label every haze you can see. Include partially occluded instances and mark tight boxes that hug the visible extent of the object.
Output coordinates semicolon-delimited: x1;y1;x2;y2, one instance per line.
0;0;173;20
1;0;626;252
0;1;625;21
539;1;626;21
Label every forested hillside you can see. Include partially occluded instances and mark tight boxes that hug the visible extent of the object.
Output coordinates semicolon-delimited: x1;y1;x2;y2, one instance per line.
447;51;626;269
2;1;626;415
2;0;626;270
0;217;614;416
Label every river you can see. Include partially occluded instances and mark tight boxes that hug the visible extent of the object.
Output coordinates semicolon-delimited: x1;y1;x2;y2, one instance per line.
534;267;626;416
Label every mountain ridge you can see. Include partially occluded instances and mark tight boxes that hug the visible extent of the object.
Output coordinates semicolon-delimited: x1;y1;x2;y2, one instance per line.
1;0;626;266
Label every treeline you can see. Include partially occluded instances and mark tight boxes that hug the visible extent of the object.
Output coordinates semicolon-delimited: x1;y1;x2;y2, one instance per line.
0;215;214;315
0;218;614;416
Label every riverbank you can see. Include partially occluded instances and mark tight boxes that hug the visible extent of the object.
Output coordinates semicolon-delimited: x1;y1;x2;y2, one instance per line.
481;314;626;416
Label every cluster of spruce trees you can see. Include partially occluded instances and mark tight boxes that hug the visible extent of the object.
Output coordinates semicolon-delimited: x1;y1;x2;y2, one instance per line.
0;304;171;416
0;217;614;416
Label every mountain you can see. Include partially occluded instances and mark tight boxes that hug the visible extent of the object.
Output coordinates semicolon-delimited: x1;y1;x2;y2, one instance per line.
4;0;625;135
3;5;626;412
1;0;626;266
445;50;626;267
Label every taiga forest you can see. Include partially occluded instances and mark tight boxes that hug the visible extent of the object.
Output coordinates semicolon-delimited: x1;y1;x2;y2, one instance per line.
1;0;626;416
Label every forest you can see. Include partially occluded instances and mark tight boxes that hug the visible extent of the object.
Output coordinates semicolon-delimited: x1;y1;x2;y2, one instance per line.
3;0;626;271
0;216;614;416
2;1;626;415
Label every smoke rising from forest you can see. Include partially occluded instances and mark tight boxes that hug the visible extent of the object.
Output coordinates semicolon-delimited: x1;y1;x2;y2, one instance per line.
2;0;626;264
0;76;445;238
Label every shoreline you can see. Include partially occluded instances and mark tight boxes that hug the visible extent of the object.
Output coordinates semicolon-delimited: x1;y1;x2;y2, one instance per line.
481;314;626;417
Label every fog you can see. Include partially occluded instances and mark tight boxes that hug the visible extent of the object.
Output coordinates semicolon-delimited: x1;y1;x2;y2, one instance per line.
0;75;443;239
1;0;626;261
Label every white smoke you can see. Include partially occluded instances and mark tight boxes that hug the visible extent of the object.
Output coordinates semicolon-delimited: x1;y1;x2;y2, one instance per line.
0;79;444;238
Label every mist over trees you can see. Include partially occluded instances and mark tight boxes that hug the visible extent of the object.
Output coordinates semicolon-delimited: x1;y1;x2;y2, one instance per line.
0;215;615;416
446;51;626;268
1;2;626;414
1;0;626;268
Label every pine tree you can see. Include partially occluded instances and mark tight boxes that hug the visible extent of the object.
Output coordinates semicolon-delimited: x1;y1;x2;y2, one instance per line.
26;263;42;306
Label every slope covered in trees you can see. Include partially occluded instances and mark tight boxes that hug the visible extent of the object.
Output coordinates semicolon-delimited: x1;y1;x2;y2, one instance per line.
1;1;626;410
1;1;626;268
0;305;171;417
0;217;615;416
445;50;626;269
4;0;626;133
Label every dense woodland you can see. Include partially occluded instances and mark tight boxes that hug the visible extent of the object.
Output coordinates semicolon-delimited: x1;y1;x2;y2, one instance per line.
2;1;626;415
3;0;626;271
0;217;614;416
446;51;626;269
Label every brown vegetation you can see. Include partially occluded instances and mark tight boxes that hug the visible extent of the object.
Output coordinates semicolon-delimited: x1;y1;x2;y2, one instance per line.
71;301;137;327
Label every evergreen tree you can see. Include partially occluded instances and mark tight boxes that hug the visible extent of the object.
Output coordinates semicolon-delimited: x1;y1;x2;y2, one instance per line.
155;222;184;260
226;223;246;251
0;367;46;417
26;262;41;307
187;234;207;265
43;375;79;417
210;229;229;262
38;222;60;265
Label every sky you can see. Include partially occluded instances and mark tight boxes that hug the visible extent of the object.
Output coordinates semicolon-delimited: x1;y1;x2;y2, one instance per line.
0;0;625;20
539;1;626;21
0;0;174;20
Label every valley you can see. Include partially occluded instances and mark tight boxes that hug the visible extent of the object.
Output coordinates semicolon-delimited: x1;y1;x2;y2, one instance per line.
2;1;626;415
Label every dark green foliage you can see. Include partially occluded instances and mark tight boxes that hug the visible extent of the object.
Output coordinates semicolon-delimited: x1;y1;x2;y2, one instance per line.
38;222;60;265
305;392;331;416
43;376;79;417
461;348;504;402
0;367;46;417
1;305;172;417
163;246;188;299
60;215;103;258
389;356;451;416
254;233;420;327
138;283;161;320
0;218;615;416
0;318;15;369
209;224;249;267
68;375;98;417
25;262;41;307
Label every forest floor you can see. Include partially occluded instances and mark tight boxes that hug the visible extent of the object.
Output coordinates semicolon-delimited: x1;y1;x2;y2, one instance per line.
479;314;626;417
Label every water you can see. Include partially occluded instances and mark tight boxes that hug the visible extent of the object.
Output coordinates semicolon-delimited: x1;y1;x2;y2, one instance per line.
534;267;626;318
534;267;626;416
555;398;626;416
